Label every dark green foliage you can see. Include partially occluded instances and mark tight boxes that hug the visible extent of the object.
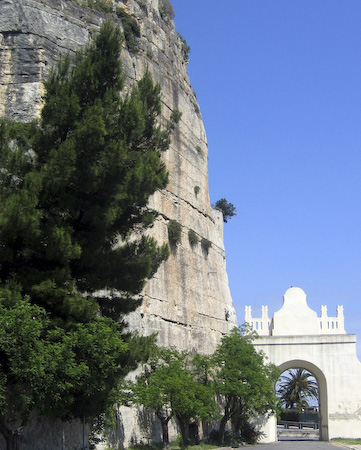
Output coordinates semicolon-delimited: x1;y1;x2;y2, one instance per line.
168;220;182;246
176;32;190;64
277;368;318;410
201;237;211;253
194;185;200;196
0;21;179;446
170;109;182;124
188;229;199;246
127;329;277;447
0;290;132;447
81;0;113;13
116;7;141;53
1;21;175;322
159;0;175;20
279;409;318;423
213;326;279;444
213;198;237;223
130;348;217;448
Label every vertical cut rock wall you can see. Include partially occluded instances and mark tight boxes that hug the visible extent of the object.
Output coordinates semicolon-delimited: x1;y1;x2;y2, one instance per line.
0;0;237;447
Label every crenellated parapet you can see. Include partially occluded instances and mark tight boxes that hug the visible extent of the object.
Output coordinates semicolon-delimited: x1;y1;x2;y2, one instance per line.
319;304;345;334
248;287;361;442
245;287;346;336
245;305;272;336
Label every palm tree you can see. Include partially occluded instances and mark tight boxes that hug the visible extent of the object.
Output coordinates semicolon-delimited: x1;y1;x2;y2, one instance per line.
277;368;318;410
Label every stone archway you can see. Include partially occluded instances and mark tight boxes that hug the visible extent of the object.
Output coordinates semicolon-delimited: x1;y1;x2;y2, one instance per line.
278;359;328;440
245;287;361;442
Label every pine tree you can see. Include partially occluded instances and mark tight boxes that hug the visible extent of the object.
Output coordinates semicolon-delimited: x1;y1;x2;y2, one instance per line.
0;21;179;448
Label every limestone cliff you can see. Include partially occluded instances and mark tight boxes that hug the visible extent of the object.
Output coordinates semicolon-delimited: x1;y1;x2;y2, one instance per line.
0;0;237;351
0;0;237;446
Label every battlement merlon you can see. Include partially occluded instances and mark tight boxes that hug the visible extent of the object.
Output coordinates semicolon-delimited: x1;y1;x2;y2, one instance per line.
244;305;272;336
319;304;345;334
245;288;346;336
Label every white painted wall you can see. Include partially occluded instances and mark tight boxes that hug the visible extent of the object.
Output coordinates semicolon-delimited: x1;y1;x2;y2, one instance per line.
245;287;361;441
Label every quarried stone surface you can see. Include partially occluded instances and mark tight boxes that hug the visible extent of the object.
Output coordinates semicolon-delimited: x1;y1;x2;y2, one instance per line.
0;0;237;447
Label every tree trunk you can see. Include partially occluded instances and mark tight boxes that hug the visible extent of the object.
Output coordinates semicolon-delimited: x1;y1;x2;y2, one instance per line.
231;399;245;436
156;412;171;450
0;416;20;450
218;414;229;445
176;415;189;447
218;397;233;444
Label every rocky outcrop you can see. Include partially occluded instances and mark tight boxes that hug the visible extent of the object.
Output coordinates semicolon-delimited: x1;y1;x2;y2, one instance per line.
0;0;237;447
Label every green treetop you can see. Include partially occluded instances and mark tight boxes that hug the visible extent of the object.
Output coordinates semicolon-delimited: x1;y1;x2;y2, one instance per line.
213;198;237;223
0;20;179;449
213;326;279;444
130;348;217;449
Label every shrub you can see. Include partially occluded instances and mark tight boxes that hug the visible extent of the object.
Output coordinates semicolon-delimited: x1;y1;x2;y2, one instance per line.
213;198;237;223
116;7;141;53
159;0;175;20
168;220;182;246
171;109;182;123
81;0;113;13
201;237;211;253
188;229;198;246
176;32;190;64
194;185;200;196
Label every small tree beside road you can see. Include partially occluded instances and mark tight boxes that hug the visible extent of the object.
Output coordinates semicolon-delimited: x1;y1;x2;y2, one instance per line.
130;348;217;449
127;328;278;446
213;326;279;444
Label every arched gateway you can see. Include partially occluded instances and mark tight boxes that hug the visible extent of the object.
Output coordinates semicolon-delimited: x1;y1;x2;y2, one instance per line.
245;287;361;442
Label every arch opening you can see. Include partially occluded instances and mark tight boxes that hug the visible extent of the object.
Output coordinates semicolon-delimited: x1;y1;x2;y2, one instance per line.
277;360;328;441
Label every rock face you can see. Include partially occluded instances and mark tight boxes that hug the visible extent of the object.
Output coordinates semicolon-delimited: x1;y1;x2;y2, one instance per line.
0;0;237;447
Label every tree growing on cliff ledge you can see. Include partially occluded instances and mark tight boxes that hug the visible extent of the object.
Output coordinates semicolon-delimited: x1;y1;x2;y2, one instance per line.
213;198;237;223
0;21;179;449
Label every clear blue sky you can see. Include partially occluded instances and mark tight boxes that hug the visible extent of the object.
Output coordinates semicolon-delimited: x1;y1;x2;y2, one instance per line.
170;0;361;359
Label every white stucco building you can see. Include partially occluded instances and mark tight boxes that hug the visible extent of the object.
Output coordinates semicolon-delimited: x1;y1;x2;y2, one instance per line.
245;287;361;441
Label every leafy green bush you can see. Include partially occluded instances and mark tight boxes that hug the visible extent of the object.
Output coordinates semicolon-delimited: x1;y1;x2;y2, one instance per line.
176;32;190;64
168;220;182;246
201;237;211;253
159;0;175;20
194;185;200;196
116;7;141;53
81;0;113;13
188;230;199;246
213;198;237;223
